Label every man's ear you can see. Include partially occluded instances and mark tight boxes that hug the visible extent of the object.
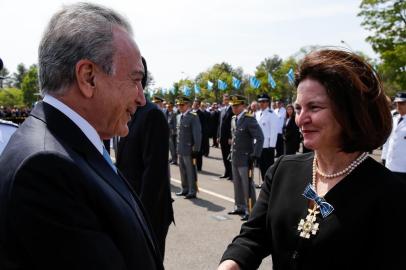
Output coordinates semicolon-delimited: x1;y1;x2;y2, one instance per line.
76;59;96;98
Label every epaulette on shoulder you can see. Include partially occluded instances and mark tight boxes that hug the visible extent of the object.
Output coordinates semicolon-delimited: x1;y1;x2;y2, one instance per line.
245;113;254;117
190;112;197;116
0;119;18;128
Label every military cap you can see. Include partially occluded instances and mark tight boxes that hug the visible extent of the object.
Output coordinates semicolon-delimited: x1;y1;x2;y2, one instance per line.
229;94;246;106
394;92;406;103
257;93;270;102
176;96;191;105
152;95;164;103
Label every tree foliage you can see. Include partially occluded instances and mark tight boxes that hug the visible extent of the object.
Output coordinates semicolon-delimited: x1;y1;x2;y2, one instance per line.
0;88;24;107
21;65;40;106
358;0;406;90
12;63;28;89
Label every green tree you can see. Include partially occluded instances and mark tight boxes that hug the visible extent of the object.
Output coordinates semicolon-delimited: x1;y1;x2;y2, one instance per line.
252;55;283;99
21;65;40;106
0;67;11;88
358;0;406;90
0;88;24;107
194;62;241;102
12;63;27;89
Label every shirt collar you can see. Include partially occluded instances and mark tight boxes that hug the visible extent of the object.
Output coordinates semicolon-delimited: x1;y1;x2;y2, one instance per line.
237;110;245;121
43;94;104;155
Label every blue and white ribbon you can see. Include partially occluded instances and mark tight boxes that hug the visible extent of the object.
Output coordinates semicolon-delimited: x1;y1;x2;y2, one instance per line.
302;184;334;218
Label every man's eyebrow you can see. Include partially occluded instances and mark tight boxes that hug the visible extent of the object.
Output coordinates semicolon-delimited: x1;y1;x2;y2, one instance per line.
130;70;145;78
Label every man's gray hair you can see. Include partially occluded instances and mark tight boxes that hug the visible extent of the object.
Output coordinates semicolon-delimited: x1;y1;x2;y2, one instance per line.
38;2;133;95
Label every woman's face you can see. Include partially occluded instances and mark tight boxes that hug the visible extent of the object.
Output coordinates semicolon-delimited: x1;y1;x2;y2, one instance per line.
295;78;342;152
287;106;294;117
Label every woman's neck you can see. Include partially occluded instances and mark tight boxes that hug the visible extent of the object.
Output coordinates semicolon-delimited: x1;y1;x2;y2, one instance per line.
315;150;361;176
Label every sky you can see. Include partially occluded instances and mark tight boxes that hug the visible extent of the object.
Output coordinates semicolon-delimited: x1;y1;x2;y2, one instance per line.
0;0;376;89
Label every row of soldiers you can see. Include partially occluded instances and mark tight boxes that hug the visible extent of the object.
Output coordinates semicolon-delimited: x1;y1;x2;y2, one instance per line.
152;93;290;221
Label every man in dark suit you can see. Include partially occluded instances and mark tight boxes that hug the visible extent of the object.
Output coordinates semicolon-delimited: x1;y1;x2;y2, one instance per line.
209;102;220;147
218;94;234;179
116;57;174;259
0;3;163;269
192;98;209;171
166;101;178;165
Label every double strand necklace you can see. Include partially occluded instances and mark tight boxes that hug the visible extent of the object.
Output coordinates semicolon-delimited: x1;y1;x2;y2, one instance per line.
314;152;369;181
298;152;369;239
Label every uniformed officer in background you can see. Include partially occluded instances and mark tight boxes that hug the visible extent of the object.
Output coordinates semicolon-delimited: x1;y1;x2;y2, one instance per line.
255;93;279;184
152;95;166;112
175;96;202;199
0;57;19;155
228;95;264;221
166;101;178;165
382;92;406;181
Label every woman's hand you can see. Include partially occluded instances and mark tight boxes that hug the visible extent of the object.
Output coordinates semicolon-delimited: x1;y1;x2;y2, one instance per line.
217;260;240;270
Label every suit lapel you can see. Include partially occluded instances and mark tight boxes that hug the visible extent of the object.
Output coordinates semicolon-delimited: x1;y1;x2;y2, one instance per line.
30;102;161;260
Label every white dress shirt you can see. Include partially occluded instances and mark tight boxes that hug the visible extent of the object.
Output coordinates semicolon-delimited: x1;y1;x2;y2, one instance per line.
43;95;104;155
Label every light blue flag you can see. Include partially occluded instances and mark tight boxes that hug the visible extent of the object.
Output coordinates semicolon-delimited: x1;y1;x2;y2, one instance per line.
287;68;295;86
161;88;166;94
218;79;227;90
232;76;241;89
250;76;261;89
268;73;277;89
169;87;175;94
184;85;191;96
194;84;201;94
207;80;213;90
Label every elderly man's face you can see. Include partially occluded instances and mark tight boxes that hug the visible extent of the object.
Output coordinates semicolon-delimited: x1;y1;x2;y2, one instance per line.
95;26;146;139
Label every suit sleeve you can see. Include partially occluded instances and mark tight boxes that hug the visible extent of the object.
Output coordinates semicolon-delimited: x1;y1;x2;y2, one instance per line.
140;109;172;224
220;157;284;269
248;118;264;158
139;110;169;216
192;115;202;152
9;154;127;270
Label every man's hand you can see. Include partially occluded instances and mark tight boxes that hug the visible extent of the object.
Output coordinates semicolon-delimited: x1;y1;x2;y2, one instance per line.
217;260;240;270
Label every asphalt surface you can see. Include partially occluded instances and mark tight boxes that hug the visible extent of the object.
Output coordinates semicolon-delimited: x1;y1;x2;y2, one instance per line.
165;146;272;270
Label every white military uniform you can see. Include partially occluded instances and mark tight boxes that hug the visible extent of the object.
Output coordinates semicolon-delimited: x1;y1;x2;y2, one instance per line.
274;107;286;135
0;120;18;155
382;114;406;173
255;109;279;148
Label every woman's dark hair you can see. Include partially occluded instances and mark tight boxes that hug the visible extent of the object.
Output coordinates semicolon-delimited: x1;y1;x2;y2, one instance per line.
295;49;392;153
285;104;295;119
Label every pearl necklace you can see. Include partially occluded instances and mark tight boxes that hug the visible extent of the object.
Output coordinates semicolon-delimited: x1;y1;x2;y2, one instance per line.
312;152;368;189
315;152;369;180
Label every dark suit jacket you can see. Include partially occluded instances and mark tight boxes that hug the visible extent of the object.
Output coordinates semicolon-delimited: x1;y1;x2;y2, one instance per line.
208;110;220;137
116;100;174;257
0;102;163;270
221;153;406;270
283;117;301;154
218;106;233;143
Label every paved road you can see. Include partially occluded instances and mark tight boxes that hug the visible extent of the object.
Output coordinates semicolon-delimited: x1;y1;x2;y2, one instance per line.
164;146;272;270
163;146;383;270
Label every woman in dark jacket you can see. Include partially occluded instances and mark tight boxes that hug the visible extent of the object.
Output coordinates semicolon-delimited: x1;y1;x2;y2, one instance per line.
283;104;301;155
218;49;405;270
